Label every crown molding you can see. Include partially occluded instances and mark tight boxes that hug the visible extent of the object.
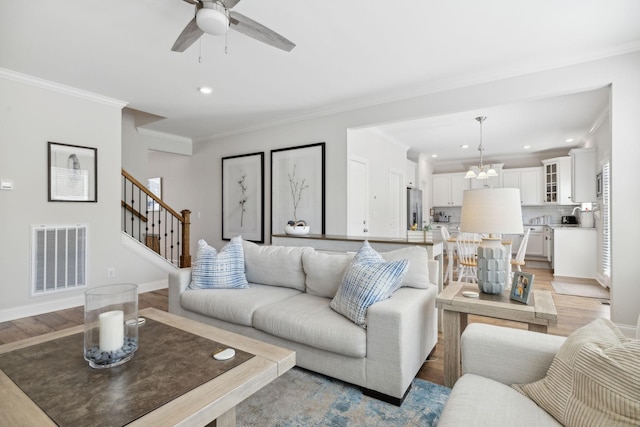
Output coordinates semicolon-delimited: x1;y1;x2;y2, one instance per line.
0;68;128;109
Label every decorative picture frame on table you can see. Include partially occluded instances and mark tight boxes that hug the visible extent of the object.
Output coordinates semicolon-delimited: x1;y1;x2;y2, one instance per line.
48;141;97;202
510;271;534;304
222;152;264;243
271;142;325;236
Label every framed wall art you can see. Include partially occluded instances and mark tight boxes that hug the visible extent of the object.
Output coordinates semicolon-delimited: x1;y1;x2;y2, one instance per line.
222;152;264;243
271;142;325;235
510;271;534;304
147;177;162;212
48;142;97;202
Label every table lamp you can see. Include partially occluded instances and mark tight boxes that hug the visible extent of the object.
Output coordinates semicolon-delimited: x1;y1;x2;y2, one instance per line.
460;188;524;294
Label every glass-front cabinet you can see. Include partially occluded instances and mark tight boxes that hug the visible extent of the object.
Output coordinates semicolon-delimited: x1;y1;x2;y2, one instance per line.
544;162;558;203
541;157;575;205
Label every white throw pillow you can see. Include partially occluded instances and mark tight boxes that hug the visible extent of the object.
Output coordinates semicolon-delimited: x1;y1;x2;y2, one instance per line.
330;241;408;328
188;237;248;289
381;246;430;289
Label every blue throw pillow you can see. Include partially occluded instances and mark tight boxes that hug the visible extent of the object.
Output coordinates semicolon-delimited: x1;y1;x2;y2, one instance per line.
188;236;249;289
330;241;408;328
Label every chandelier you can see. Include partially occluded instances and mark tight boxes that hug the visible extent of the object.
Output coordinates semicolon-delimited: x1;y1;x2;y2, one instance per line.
465;116;498;179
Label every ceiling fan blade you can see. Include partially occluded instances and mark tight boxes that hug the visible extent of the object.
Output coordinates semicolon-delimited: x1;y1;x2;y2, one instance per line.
221;0;241;8
229;11;295;52
171;16;205;52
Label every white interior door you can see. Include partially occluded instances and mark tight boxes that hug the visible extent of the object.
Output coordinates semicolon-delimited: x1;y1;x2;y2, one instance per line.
388;169;403;238
348;156;369;237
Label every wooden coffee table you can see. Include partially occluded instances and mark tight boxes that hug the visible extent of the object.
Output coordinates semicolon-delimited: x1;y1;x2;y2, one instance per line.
0;308;295;427
436;281;557;387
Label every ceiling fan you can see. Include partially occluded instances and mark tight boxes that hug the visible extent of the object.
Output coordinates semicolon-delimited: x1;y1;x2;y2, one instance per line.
172;0;295;53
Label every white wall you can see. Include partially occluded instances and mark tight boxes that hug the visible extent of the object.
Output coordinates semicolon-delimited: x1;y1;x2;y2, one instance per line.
167;52;640;332
348;128;408;236
0;73;168;321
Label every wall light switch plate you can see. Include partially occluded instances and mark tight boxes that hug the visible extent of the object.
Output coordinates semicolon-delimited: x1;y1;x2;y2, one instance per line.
0;180;13;190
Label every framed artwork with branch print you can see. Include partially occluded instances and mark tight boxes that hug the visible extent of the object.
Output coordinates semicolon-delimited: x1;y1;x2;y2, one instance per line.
270;143;325;235
222;152;264;243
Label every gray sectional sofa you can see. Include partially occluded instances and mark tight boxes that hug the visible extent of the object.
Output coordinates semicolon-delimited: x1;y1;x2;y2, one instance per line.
168;239;439;404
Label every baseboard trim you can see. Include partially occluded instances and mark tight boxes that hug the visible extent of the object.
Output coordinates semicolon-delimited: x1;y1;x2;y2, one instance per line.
0;280;167;323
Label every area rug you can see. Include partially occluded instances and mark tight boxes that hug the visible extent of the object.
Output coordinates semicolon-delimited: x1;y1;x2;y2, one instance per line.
552;281;609;299
236;367;451;427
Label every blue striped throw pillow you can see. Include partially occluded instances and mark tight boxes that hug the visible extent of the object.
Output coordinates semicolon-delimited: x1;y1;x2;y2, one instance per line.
330;241;408;328
188;236;249;289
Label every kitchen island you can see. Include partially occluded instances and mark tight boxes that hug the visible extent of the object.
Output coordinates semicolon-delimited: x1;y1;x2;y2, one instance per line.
552;226;597;278
271;233;444;293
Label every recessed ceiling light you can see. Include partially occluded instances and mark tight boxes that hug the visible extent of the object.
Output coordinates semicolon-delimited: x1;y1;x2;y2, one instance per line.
565;138;574;143
431;154;438;158
198;86;213;95
523;145;531;149
460;144;469;149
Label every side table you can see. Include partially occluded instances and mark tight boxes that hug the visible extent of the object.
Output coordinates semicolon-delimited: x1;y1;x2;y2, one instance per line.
435;281;557;387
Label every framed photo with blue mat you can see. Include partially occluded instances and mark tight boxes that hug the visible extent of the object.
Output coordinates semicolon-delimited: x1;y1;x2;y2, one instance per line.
510;272;534;304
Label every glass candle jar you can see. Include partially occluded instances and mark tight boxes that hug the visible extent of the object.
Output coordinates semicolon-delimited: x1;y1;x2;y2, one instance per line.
84;284;138;369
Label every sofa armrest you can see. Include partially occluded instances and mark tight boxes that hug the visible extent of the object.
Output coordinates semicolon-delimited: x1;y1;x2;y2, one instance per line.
168;268;192;315
462;323;566;385
365;285;438;398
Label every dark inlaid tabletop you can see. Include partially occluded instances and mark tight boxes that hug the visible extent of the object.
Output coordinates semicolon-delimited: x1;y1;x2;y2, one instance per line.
0;318;254;427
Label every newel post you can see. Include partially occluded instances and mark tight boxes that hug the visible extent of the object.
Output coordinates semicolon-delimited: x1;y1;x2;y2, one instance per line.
180;210;191;268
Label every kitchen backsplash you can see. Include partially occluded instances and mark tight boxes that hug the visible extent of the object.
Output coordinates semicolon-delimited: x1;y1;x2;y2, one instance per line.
431;205;580;226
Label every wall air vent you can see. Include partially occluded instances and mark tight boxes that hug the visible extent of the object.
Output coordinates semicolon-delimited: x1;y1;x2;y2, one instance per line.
31;225;87;295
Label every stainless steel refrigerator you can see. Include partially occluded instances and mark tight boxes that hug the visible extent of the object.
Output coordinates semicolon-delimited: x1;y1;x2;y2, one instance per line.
407;188;423;230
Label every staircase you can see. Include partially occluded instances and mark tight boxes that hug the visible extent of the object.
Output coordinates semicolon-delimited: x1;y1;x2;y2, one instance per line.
121;169;191;268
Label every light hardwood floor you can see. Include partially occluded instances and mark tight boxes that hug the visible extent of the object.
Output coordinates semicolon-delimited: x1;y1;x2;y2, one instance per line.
0;265;609;387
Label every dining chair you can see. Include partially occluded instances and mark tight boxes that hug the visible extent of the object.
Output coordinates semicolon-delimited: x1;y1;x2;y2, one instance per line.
456;232;479;283
441;227;457;283
510;228;531;275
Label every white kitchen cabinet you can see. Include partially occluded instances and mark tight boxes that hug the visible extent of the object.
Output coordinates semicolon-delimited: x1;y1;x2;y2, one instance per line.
432;173;469;206
553;228;597;278
544;226;553;262
502;167;543;205
542;157;576;205
406;159;417;188
570;148;597;202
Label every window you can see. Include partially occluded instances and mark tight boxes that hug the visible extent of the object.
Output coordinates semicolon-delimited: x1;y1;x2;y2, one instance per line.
601;163;610;278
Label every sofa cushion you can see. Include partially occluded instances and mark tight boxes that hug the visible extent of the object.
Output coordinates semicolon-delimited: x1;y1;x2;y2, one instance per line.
513;318;640;427
330;241;408;328
180;284;300;326
253;293;367;358
438;374;561;427
302;250;354;298
381;246;430;289
242;240;310;291
189;237;248;289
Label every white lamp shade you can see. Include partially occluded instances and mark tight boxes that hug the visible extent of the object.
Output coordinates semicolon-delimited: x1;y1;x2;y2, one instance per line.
464;169;476;179
196;7;229;35
460;188;524;235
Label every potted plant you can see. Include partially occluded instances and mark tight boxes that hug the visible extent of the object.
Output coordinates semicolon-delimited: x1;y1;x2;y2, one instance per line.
285;164;310;235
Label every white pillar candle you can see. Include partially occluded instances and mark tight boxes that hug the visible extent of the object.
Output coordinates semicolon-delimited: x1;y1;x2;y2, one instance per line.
99;310;124;352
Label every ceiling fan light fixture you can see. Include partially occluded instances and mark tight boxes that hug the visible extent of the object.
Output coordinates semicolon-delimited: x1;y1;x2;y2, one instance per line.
486;167;498;177
465;169;477;179
196;4;229;36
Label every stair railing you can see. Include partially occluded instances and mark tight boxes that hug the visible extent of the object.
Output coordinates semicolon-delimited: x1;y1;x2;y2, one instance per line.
121;169;191;268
